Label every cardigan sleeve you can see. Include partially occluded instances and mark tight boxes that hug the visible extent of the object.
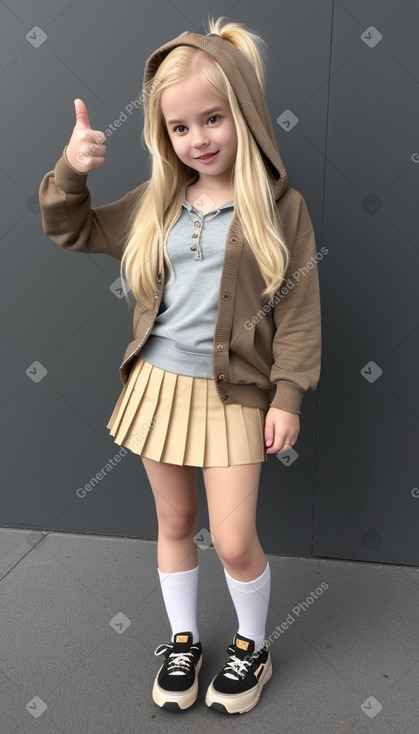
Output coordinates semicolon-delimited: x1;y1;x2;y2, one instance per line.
269;196;322;414
38;147;148;261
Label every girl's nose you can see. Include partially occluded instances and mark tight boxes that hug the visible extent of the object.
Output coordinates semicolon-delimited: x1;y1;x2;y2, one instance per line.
191;128;210;148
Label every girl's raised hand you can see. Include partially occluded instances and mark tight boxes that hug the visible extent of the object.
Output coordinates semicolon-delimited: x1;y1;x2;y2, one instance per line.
65;98;107;174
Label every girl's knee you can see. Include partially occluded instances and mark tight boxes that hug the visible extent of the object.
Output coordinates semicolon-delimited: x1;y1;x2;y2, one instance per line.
212;533;257;570
158;509;199;541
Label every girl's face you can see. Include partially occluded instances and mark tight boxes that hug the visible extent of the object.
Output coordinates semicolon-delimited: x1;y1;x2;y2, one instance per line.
160;71;238;189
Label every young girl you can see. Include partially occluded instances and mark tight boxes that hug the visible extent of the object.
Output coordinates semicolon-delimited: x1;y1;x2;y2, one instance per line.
39;16;321;716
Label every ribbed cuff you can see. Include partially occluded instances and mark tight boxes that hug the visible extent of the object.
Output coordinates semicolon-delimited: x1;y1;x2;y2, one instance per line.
269;381;304;414
224;562;270;591
53;147;89;193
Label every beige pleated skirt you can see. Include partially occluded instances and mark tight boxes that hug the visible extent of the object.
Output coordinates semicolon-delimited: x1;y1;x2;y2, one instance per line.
106;356;267;467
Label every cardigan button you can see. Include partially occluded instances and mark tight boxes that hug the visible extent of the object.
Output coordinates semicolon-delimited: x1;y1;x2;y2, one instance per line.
216;344;224;352
230;236;237;243
222;394;228;401
218;373;225;381
222;293;230;300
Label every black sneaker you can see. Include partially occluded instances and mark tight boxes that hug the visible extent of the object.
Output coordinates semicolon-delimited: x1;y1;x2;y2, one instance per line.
205;633;272;714
152;631;202;711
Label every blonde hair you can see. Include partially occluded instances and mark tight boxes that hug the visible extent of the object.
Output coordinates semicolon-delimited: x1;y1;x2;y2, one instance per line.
121;16;290;309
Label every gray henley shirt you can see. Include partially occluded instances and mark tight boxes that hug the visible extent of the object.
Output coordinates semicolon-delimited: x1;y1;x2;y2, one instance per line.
139;198;234;378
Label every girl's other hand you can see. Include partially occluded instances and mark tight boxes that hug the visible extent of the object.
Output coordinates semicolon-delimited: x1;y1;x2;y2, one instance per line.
65;99;107;174
264;407;300;454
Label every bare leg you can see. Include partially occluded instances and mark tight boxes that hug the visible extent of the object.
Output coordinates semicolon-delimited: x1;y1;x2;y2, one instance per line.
202;462;267;581
141;457;200;573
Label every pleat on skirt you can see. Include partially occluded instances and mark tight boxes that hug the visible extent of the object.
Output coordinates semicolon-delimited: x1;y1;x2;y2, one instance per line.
106;356;267;466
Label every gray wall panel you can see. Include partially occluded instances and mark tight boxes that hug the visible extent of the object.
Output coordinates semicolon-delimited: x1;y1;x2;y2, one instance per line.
315;0;419;565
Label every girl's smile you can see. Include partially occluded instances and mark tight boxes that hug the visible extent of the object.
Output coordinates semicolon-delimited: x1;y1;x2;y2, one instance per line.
195;150;219;162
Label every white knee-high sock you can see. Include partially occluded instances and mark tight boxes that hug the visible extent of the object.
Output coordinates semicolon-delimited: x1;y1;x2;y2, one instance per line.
224;562;271;652
157;566;200;644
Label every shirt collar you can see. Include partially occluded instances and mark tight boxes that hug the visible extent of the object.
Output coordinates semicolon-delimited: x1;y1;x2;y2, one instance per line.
182;198;234;214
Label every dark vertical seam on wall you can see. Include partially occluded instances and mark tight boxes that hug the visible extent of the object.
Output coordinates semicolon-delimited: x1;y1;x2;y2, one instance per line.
312;0;335;558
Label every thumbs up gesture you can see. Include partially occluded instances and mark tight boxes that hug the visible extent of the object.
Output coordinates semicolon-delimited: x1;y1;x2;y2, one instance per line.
65;99;107;174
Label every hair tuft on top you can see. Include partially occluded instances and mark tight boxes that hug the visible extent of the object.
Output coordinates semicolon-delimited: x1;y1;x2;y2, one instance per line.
204;15;267;91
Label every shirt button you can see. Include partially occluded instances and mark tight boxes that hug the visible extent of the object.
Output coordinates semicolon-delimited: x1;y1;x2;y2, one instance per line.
192;233;199;238
218;373;225;381
216;344;224;352
194;221;202;227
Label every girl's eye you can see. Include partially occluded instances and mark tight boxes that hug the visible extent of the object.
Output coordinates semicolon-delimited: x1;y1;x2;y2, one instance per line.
174;125;187;133
208;116;219;124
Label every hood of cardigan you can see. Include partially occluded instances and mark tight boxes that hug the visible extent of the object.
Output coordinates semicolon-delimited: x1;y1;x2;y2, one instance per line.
143;30;288;201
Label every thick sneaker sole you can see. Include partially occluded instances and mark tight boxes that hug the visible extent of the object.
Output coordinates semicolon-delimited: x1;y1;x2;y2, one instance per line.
152;654;202;711
205;653;272;714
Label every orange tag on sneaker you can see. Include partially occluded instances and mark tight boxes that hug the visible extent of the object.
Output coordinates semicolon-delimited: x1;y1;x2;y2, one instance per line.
175;634;189;643
236;637;250;651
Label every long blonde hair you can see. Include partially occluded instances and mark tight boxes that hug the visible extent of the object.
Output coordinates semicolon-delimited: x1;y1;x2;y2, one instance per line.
121;16;290;309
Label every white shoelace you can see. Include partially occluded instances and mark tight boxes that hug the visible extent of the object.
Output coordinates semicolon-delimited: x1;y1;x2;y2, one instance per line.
223;653;253;680
222;644;266;680
222;641;268;681
154;643;198;677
